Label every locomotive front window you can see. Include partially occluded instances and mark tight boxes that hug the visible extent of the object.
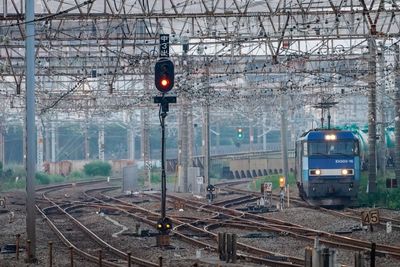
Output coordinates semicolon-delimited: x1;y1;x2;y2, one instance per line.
308;141;358;156
303;142;308;156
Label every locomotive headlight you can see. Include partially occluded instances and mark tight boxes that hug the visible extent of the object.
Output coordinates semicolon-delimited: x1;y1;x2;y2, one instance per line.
324;134;337;141
341;169;354;175
309;169;321;175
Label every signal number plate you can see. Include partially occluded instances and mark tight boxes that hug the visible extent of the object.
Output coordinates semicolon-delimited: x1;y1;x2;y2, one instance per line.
361;209;380;225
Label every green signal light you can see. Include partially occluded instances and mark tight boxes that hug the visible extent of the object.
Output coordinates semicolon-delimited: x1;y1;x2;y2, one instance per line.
237;128;244;139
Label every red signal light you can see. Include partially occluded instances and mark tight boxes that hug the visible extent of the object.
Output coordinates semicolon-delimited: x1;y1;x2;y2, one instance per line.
155;59;174;93
160;78;169;87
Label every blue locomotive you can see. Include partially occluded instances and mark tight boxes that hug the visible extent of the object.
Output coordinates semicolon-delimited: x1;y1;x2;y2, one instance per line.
295;129;360;206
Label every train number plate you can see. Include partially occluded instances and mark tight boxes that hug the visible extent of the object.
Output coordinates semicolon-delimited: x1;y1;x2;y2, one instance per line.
361;209;380;225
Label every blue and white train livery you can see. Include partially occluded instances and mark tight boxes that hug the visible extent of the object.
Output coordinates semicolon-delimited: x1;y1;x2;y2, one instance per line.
295;129;360;206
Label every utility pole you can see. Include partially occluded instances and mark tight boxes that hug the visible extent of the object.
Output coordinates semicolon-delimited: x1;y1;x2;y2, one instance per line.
178;96;189;192
44;121;51;162
178;42;189;192
263;115;268;151
378;45;386;177
202;58;212;198
368;37;377;193
0;121;4;165
84;121;90;160
203;104;210;187
51;122;56;162
127;114;136;161
188;108;194;165
142;70;151;188
36;122;44;171
25;0;37;260
249;119;254;152
98;124;105;161
394;44;400;184
280;90;289;186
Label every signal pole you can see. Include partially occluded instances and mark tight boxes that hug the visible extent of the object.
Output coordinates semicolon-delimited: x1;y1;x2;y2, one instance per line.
154;34;175;246
154;96;176;245
280;89;289;188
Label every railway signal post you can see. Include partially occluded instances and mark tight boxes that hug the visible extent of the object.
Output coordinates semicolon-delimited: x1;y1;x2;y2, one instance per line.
279;177;285;210
154;34;176;247
206;184;215;203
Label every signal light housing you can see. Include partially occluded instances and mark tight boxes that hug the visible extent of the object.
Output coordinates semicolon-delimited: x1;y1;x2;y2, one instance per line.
237;127;244;140
155;59;174;93
156;217;173;233
206;184;215;192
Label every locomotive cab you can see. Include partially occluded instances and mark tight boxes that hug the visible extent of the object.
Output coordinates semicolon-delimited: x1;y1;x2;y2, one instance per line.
295;129;360;207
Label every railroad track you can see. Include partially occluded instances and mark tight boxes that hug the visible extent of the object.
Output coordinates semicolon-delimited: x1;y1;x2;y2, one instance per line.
35;180;158;267
84;186;305;267
156;193;400;260
31;178;400;266
224;185;400;230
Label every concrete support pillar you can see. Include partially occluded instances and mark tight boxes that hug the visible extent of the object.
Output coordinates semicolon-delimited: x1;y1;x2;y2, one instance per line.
249;120;254;152
84;123;90;160
36;122;43;171
98;124;105;161
263;115;268;151
141;70;151;187
378;46;386;177
23;121;27;166
0;125;5;165
367;37;377;193
127;126;135;161
202;104;210;186
51;122;56;162
141;108;150;187
44;123;51;162
188;107;194;165
179;97;189;192
215;122;221;153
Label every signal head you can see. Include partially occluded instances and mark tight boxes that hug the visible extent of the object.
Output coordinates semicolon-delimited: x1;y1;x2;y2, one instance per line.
155;59;174;93
237;127;244;140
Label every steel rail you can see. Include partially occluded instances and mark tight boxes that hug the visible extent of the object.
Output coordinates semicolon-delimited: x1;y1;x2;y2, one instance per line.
36;181;157;267
36;206;123;267
225;186;400;229
162;193;400;259
84;187;304;266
